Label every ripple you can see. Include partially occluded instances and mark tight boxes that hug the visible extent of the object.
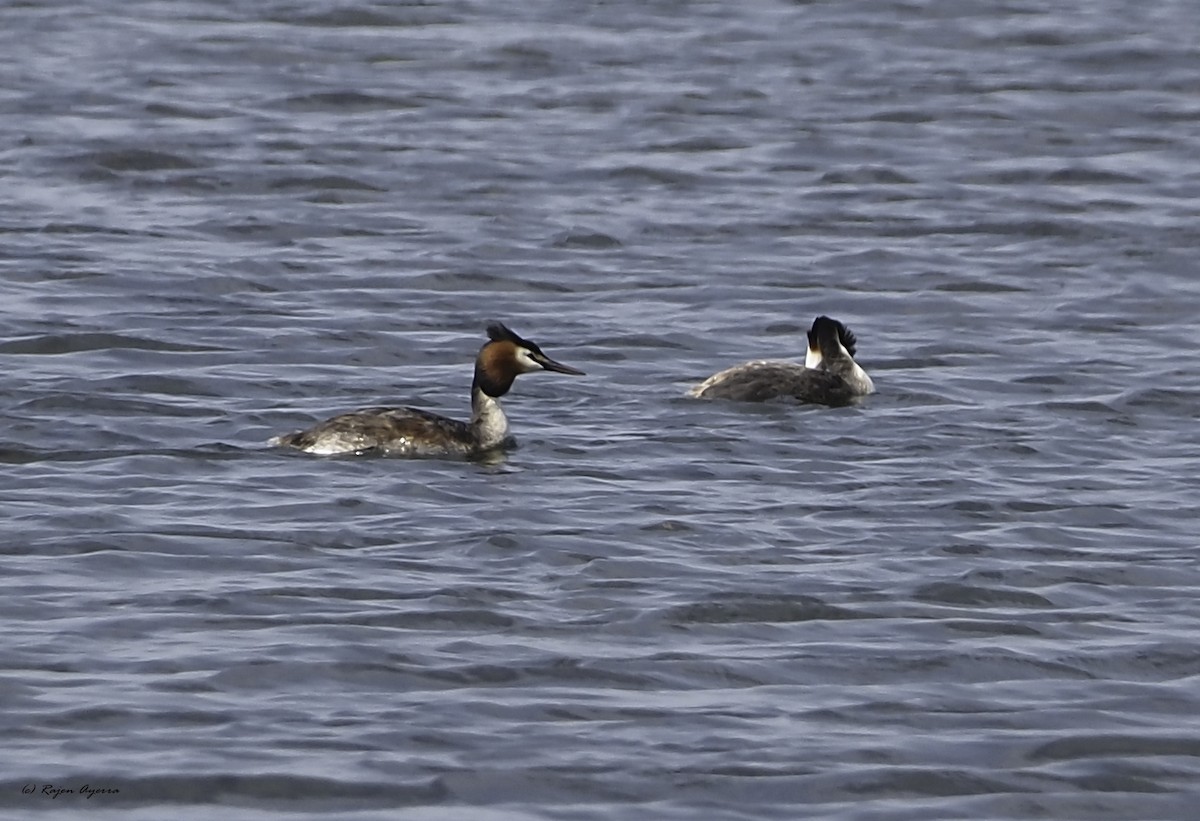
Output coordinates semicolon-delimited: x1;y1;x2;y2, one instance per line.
549;229;624;250
912;582;1056;609
72;148;199;172
818;166;917;184
0;333;222;355
668;595;867;625
275;90;424;111
1028;734;1200;762
267;173;387;193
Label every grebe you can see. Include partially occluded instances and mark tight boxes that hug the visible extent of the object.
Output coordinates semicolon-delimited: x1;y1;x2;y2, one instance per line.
688;315;874;405
270;322;585;457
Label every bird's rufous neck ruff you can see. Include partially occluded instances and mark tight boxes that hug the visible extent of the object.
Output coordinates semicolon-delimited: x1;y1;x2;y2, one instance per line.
472;341;517;398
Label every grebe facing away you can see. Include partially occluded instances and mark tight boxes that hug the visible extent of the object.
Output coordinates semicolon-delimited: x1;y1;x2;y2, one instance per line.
270;322;585;457
688;315;874;405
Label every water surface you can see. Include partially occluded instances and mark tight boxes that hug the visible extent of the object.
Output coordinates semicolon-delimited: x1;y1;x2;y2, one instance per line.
2;1;1199;818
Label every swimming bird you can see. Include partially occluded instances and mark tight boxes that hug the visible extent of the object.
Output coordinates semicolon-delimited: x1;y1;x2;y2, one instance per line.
688;315;874;405
270;322;585;457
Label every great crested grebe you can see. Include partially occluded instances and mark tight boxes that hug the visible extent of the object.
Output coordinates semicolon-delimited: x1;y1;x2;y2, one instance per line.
270;322;585;457
688;315;873;405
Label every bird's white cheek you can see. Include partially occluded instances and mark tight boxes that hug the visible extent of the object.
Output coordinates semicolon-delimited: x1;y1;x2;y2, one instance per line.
516;348;542;373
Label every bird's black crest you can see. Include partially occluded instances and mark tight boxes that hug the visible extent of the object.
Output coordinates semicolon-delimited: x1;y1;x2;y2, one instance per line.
486;322;529;346
811;316;857;356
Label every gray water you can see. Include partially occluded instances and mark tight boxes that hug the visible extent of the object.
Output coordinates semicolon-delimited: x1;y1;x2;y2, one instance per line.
3;1;1199;818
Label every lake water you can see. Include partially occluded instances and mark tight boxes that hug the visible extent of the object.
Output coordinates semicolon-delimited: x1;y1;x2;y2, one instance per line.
2;1;1199;818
